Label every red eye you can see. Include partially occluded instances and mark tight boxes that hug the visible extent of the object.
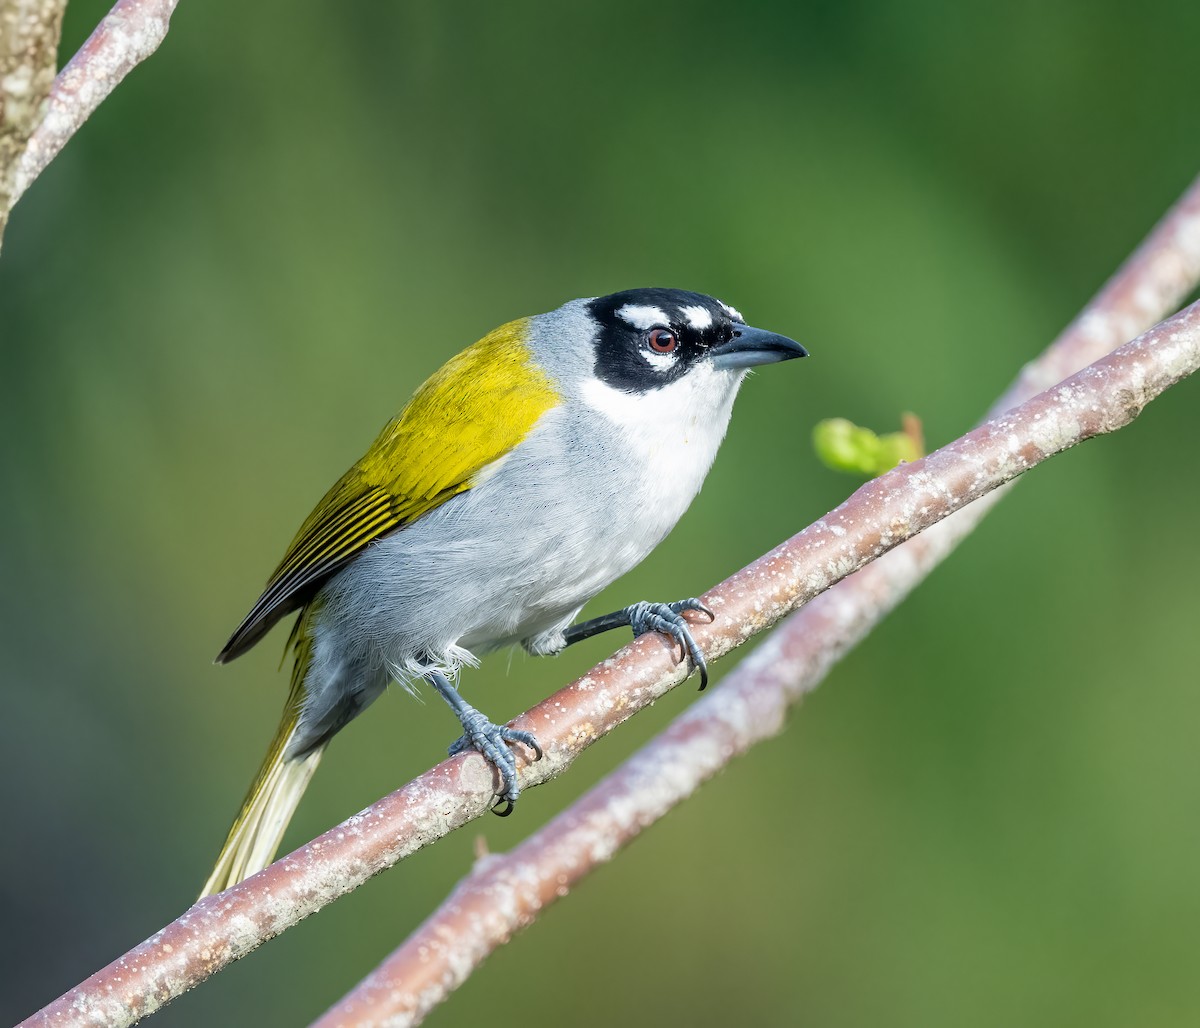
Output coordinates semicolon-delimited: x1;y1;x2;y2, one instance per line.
648;329;678;353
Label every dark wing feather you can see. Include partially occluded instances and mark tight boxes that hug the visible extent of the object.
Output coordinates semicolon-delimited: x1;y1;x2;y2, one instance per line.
214;317;560;665
215;486;405;662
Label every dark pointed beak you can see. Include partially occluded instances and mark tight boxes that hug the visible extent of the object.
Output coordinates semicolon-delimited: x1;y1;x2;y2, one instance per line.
710;325;808;371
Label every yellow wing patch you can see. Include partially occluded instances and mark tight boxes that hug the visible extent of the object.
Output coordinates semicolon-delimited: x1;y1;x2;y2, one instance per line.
217;318;560;662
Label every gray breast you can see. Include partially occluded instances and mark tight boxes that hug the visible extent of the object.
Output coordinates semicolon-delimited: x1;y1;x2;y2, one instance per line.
313;300;747;686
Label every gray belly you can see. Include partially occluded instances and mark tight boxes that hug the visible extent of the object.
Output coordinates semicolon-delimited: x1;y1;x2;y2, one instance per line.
315;406;711;679
293;386;739;751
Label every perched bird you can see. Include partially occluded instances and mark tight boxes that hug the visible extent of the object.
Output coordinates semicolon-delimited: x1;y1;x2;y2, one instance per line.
201;288;806;897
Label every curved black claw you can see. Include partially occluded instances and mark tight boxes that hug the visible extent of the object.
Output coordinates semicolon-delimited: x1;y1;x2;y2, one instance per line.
448;710;543;814
627;598;715;690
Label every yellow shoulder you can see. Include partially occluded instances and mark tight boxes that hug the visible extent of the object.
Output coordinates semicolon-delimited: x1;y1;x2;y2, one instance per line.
216;318;560;662
361;316;561;516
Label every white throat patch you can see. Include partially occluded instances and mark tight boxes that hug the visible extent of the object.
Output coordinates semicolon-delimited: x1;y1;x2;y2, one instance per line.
578;364;745;537
580;363;743;448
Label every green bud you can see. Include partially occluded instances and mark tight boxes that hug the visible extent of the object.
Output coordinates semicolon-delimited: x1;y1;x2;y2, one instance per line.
812;416;923;477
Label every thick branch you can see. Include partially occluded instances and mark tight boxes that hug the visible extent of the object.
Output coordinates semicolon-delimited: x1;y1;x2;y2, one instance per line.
0;0;66;246
7;0;177;213
312;176;1200;1027
21;292;1200;1027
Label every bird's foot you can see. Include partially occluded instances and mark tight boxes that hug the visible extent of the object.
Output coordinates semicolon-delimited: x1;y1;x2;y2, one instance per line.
626;598;715;690
448;708;543;816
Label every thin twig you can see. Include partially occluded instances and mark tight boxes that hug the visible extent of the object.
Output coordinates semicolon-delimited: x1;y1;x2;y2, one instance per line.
21;289;1200;1028
9;0;179;207
313;175;1200;1027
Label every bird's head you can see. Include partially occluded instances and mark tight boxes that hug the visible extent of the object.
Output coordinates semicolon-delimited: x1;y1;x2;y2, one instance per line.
582;287;807;393
523;287;806;420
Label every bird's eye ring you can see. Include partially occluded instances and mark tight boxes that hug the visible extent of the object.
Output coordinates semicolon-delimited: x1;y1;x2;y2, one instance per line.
647;329;678;354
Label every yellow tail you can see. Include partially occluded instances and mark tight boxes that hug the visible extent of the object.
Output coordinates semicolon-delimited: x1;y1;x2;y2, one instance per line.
199;743;323;898
200;620;323;898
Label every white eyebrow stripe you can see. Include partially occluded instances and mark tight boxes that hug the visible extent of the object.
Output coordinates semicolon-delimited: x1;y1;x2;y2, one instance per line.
718;300;745;323
681;305;713;330
616;304;669;330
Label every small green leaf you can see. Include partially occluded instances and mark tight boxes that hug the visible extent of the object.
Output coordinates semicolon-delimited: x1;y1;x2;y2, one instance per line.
812;415;924;477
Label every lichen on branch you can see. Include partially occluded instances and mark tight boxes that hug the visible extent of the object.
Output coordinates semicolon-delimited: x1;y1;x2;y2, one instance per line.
0;0;66;248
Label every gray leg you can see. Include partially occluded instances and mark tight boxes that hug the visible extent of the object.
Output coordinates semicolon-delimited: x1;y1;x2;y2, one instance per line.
562;598;715;689
426;669;543;816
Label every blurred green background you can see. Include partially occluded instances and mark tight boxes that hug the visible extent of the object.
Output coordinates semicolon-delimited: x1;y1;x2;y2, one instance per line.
3;1;1199;1024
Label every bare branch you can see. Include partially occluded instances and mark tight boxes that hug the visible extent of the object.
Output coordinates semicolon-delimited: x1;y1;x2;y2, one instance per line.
0;0;66;246
20;193;1200;1024
995;175;1200;415
312;175;1200;1027
311;524;982;1028
6;0;178;213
